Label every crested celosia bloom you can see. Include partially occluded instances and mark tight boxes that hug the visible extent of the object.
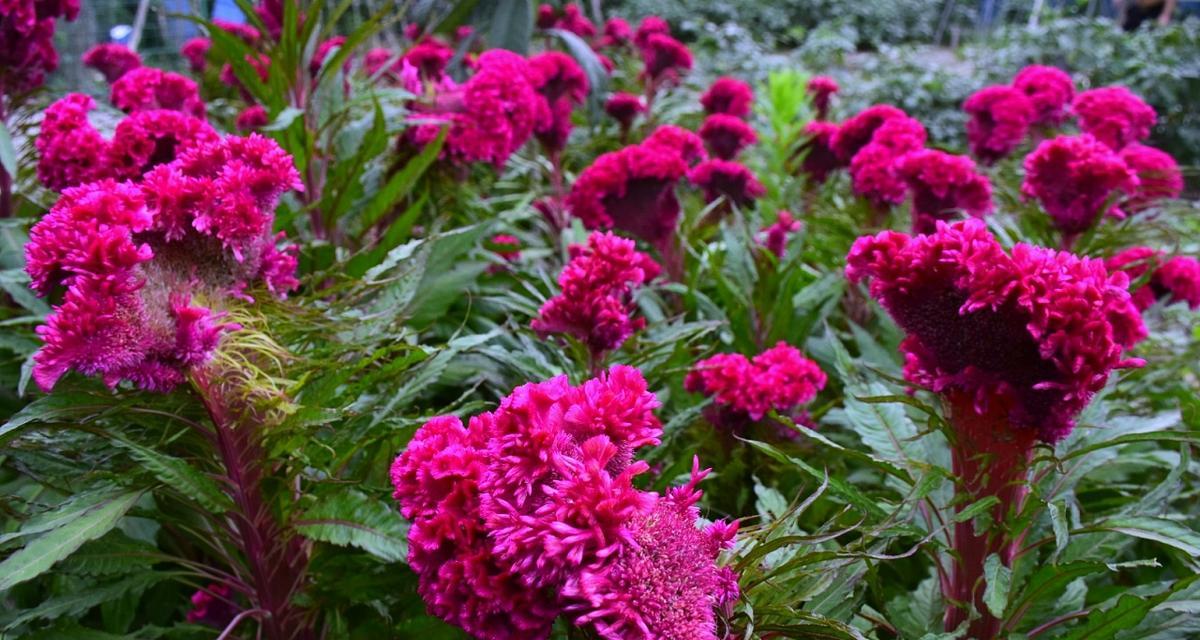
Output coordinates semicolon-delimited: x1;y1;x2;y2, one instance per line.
686;342;827;426
1011;65;1074;126
689;159;765;208
604;92;645;133
963;85;1034;163
186;584;239;627
699;77;754;118
310;36;346;75
529;51;590;153
0;0;79;96
403;37;454;80
807;75;839;119
236;105;269;131
830;104;905;163
488;234;521;263
180;37;210;73
1106;247;1200;311
1118;143;1182;211
896;149;993;234
536;3;557;29
599;17;632;48
555;3;596;38
391;366;737;640
566;139;690;247
633;15;671;49
644;124;706;165
82;43;141;83
110;67;206;118
846;219;1145;443
212;18;259;44
1021;134;1138;238
532;232;660;358
362;47;399;80
26;134;302;392
848;116;927;206
106;110;220;181
760;210;802;257
796;121;841;184
639;33;692;85
699;114;757;160
1072;86;1156;150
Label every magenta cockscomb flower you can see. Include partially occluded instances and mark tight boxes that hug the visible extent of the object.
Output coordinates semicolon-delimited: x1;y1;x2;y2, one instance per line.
831;104;906;162
807;75;839;119
644;124;707;165
638;33;692;85
361;47;399;80
310;36;347;75
403;37;454;80
1073;86;1156;150
489;234;521;263
26;134;302;392
530;51;590;153
1119;143;1182;212
82;43;141;83
700;77;754;118
391;366;737;640
604;92;645;134
1107;248;1200;311
186;583;239;627
0;0;78;96
896;149;993;234
963;85;1035;163
212;18;259;44
847;116;927;206
532;232;660;359
689;159;765;208
761;210;802;257
180;37;210;73
1011;65;1074;126
236;104;269;131
599;17;633;48
633;16;671;49
796;121;841;184
110;67;206;118
686;342;827;427
1021;134;1138;240
555;3;597;38
699;114;758;160
846;219;1145;443
106;110;220;181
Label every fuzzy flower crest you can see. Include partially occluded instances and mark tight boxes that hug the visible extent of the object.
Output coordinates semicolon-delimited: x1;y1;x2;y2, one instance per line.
82;43;142;82
1106;248;1200;311
1011;65;1074;126
896;149;993;234
1073;86;1156;150
807;75;839;119
110;66;206;118
686;342;827;422
1119;144;1182;212
1021;134;1138;237
689;159;765;208
700;77;754;118
963;85;1034;163
699;114;758;160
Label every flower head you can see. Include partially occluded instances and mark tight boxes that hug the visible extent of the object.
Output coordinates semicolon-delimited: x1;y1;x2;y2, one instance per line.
848;116;927;206
796;120;841;184
403;37;454;80
633;16;671;49
688;159;765;208
699;114;757;160
761;210;802;257
236;105;269;131
1021;134;1138;236
639;33;691;85
964;85;1034;163
604;92;645;131
686;342;827;424
556;3;596;38
212;18;259;44
530;51;590;153
846;219;1145;442
1073;86;1156;150
1012;65;1074;126
1119;144;1182;212
831;104;906;162
700;77;754;118
567;140;690;246
35;93;110;191
0;0;78;95
600;17;633;48
1106;248;1200;311
110;67;206;118
106;109;220;181
180;37;210;73
896;149;993;234
807;75;839;119
82;43;141;82
643;124;706;165
186;583;238;627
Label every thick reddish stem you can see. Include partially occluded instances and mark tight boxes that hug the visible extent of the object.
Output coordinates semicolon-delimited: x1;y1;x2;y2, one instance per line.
943;391;1036;639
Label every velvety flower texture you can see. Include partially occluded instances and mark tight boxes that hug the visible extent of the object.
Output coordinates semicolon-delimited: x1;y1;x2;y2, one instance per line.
686;342;827;422
831;104;906;163
110;67;206;118
0;0;78;95
1021;134;1138;237
700;76;754;118
599;17;633;48
1011;65;1074;126
391;366;737;640
82;43;142;83
761;210;802;258
1119;143;1182;212
236;105;269;131
796;121;841;184
1106;247;1200;311
807;75;839;119
848;116;927;206
555;3;596;38
180;37;210;73
529;51;590;153
643;124;706;165
1073;86;1156;150
633;16;671;49
963;85;1034;163
689;159;765;208
846;219;1145;442
604;92;645;132
26;134;303;392
896;149;993;234
699;114;757;160
639;33;692;85
532;232;660;358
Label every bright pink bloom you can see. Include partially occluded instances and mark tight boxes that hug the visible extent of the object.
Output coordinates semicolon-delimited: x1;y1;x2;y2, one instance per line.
796;120;841;184
403;38;454;80
0;0;79;95
566;141;689;246
1021;134;1138;237
556;3;596;38
1106;248;1200;311
1119;143;1182;211
807;75;839;119
236;105;269;131
633;16;671;49
212;18;259;44
686;342;827;424
963;85;1035;163
529;51;590;153
639;33;691;85
699;114;757;160
362;47;399;80
643;124;706;165
846;219;1145;443
700;77;753;118
688;159;765;208
1073;86;1156;150
180;37;210;73
1012;65;1074;126
1155;257;1200;310
599;17;632;48
186;583;238;627
35;93;111;191
489;234;521;263
82;43;141;82
761;210;802;257
311;35;346;75
106;109;220;181
604;92;645;131
896;149;993;234
536;3;557;29
253;0;296;40
831;104;906;162
532;232;660;357
848;116;927;206
110;67;206;118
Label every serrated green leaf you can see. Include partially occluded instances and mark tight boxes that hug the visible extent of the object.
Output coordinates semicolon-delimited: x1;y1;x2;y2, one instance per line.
295;489;409;562
1096;516;1200;557
1;573;163;629
1059;576;1199;640
982;553;1010;617
113;438;232;513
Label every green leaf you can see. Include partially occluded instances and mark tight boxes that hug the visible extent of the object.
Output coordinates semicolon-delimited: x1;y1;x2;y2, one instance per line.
0;490;143;591
1060;429;1200;461
1059;576;1199;640
953;496;1000;524
113;438;233;513
263;106;305;131
0;120;15;177
982;554;1011;618
353;129;445;234
0;393;117;445
1;573;163;629
487;0;533;54
1096;516;1200;557
295;489;409;562
744;439;890;520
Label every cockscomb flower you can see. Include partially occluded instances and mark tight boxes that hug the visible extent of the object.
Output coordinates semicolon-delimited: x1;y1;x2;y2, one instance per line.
846;219;1145;443
795;120;841;184
604;92;645;133
186;584;239;627
686;342;827;426
633;15;671;49
180;37;210;73
699;114;758;160
362;47;399;80
807;75;839;119
566;141;689;247
639;33;692;85
403;37;454;80
963;85;1034;163
689;159;765;208
896;149;993;234
1073;86;1156;150
599;17;633;48
0;0;78;95
700;76;754;118
761;210;802;257
536;3;557;29
35;93;111;191
1011;65;1074;126
848;116;927;206
110;67;206;118
644;124;706;165
1021;134;1138;239
25;134;303;392
556;3;597;38
236;105;269;131
310;36;347;75
532;232;660;358
1106;247;1200;311
106;109;220;181
831;104;906;162
82;43;141;82
219;53;271;102
530;51;590;153
488;234;521;263
1119;143;1182;212
212;18;259;44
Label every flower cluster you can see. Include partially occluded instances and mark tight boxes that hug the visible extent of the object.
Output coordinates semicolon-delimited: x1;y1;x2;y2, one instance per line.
604;92;645;134
0;0;79;96
1011;65;1074;126
1073;86;1156;150
807;75;839;119
529;51;590;153
82;43;142;83
1021;134;1138;238
963;85;1034;163
699;114;758;160
686;342;827;426
110;67;206;118
26;134;302;392
700;77;754;118
847;115;927;206
180;37;210;72
796;121;840;184
403;37;454;80
638;29;691;86
391;366;737;640
532;232;660;358
689;158;765;208
846;219;1145;443
831;104;906;162
1119;143;1182;211
599;17;632;48
761;210;802;257
1106;248;1200;311
896;149;993;234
